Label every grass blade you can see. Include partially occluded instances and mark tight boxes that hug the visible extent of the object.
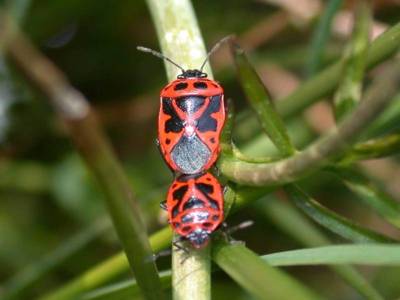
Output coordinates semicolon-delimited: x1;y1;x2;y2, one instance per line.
230;41;295;156
333;1;371;121
258;197;384;300
277;21;400;119
284;185;396;243
263;244;400;266
212;241;321;300
305;0;343;76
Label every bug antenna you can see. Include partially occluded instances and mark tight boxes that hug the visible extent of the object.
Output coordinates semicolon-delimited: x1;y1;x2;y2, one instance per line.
137;46;185;74
199;35;233;72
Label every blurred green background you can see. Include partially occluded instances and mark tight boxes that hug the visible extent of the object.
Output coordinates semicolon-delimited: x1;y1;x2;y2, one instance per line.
1;0;400;299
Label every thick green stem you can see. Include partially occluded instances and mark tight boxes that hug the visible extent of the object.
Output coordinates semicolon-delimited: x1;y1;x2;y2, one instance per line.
144;0;213;299
219;65;400;186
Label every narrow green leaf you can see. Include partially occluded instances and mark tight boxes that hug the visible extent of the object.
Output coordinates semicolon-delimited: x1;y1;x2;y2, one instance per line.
334;1;371;120
230;41;295;157
336;168;400;229
212;241;321;300
306;0;343;76
284;185;396;243
263;244;400;266
258;197;384;300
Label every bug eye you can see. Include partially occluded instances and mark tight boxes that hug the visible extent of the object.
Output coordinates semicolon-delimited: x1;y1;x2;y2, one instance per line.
194;82;207;89
174;82;188;90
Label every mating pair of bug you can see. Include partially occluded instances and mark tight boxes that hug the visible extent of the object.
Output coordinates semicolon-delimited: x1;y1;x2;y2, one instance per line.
138;37;238;249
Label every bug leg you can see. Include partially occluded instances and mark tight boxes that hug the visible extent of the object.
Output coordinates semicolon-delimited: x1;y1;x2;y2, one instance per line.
150;248;172;261
172;237;192;264
220;220;254;244
160;200;167;211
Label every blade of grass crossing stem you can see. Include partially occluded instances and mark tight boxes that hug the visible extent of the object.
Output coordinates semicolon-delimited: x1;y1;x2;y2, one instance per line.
230;40;295;157
83;243;400;300
144;1;213;299
262;244;400;267
305;0;343;76
284;185;396;243
258;196;384;300
212;241;321;300
334;1;371;121
337;168;400;229
277;22;400;119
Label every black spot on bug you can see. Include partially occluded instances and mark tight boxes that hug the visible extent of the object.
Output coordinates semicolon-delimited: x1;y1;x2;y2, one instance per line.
172;206;179;218
203;222;212;227
172;183;177;188
174;82;188;90
196;183;220;210
197;95;221;132
182;226;191;232
162;98;184;133
206;177;211;181
194;81;208;89
173;222;181;228
210;137;215;144
212;215;219;221
173;185;188;201
165;138;171;145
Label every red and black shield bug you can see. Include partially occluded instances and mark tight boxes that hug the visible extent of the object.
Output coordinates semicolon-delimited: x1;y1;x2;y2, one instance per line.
137;37;230;174
163;172;224;249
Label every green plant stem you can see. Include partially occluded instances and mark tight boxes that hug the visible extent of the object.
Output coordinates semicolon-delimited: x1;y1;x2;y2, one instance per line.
219;65;400;186
305;0;343;76
333;0;371;120
277;21;400;119
4;27;164;300
144;0;213;299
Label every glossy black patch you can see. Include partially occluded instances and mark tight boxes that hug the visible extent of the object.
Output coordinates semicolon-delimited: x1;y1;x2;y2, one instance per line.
194;81;208;89
173;185;188;201
172;206;180;218
162;98;184;133
196;182;219;210
182;226;191;232
197;95;222;132
176;96;205;114
173;222;180;228
183;197;205;210
174;82;188;90
165;138;171;145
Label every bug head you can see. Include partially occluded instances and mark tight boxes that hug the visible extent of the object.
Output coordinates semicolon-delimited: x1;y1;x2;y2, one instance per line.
137;35;232;79
187;228;210;249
